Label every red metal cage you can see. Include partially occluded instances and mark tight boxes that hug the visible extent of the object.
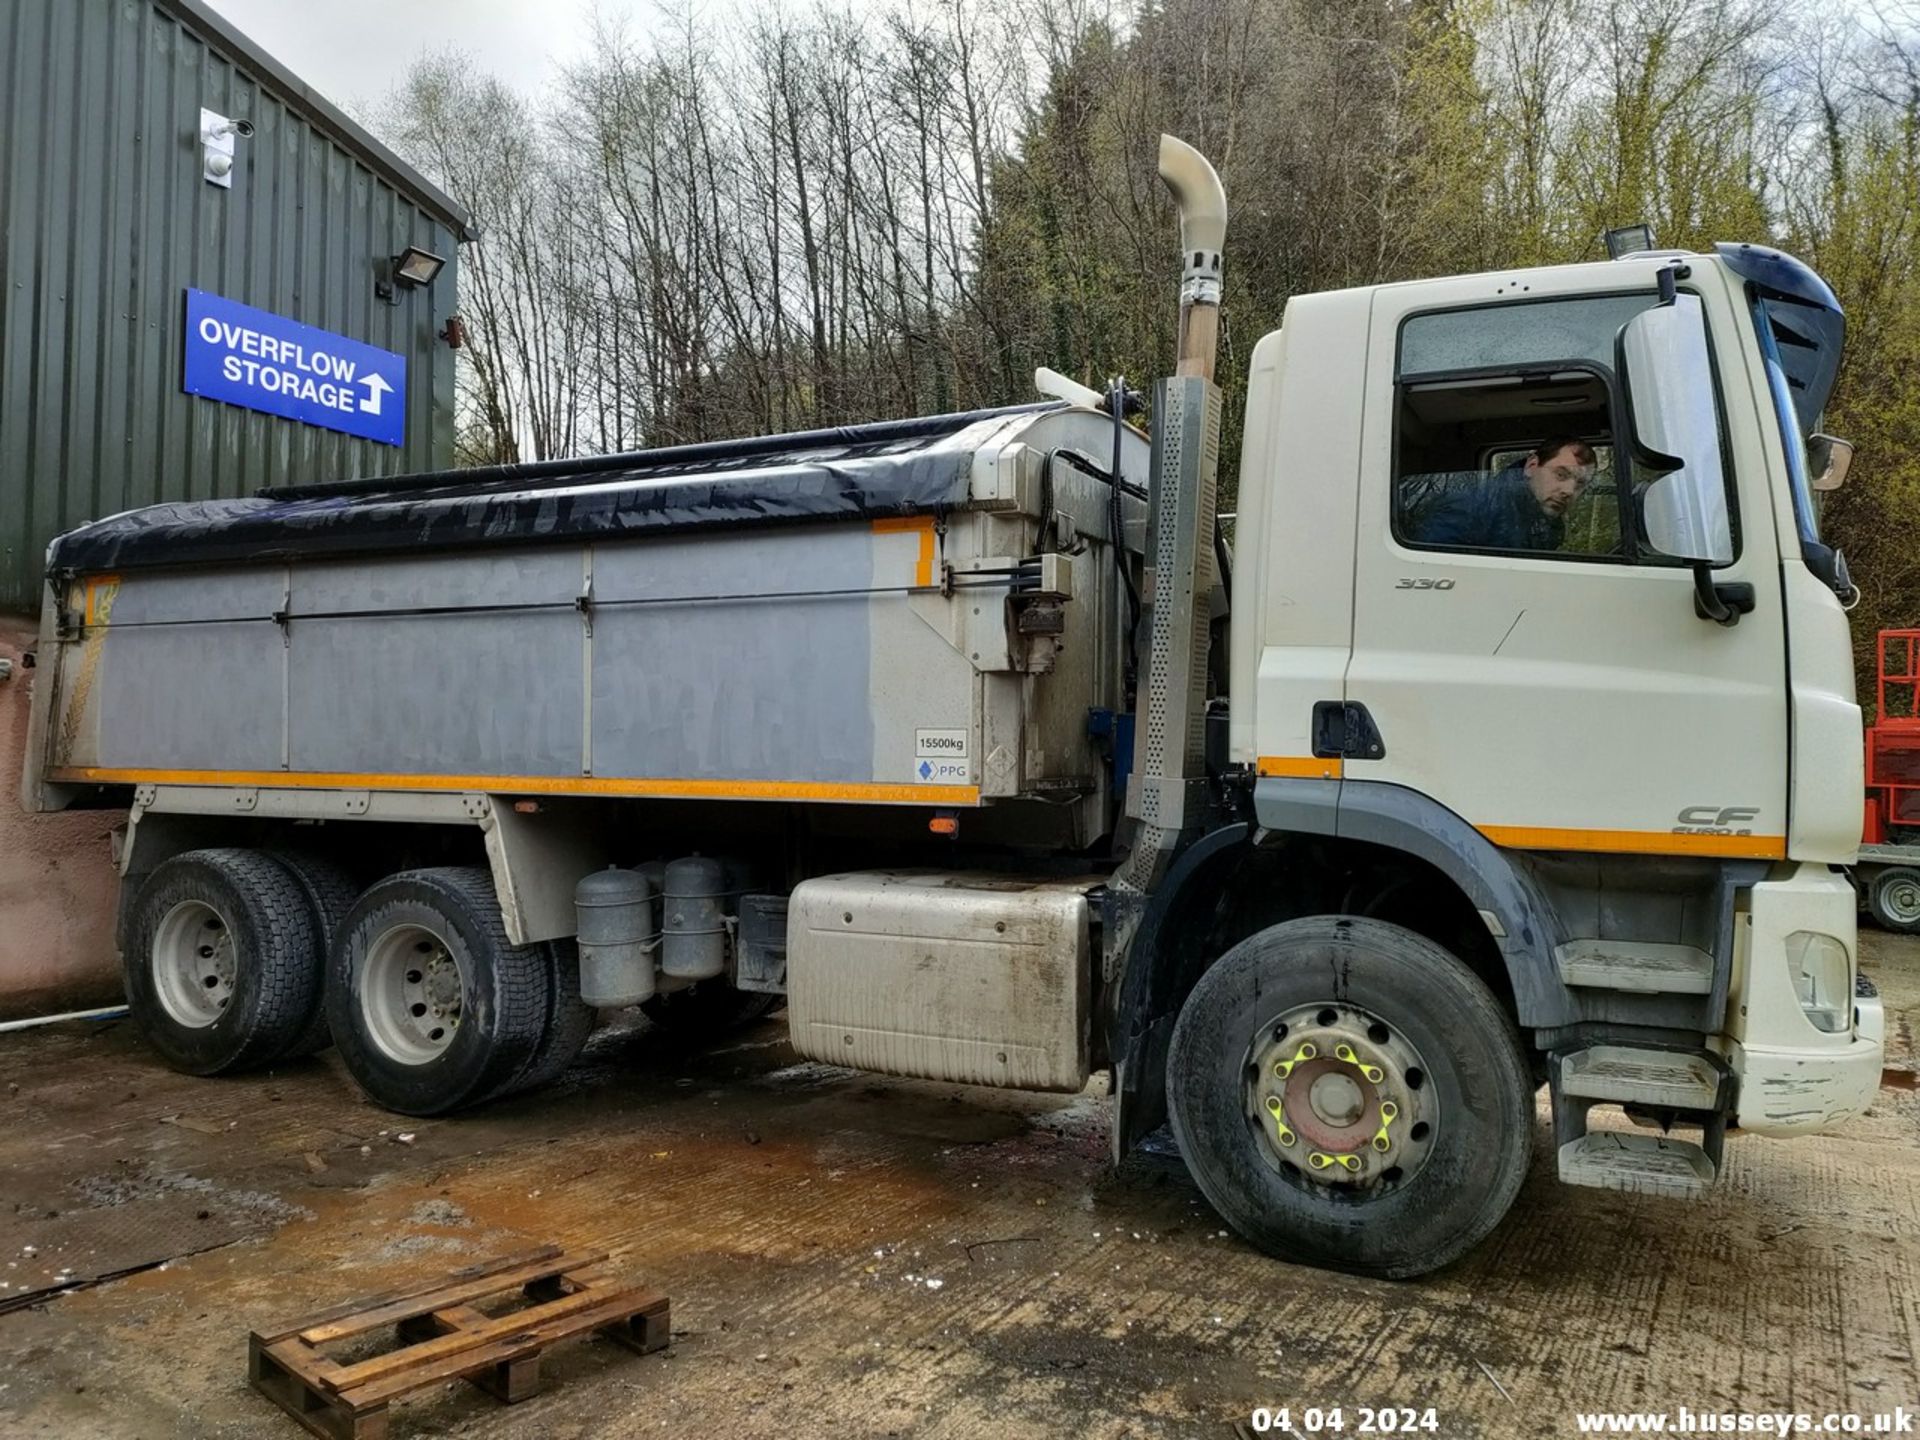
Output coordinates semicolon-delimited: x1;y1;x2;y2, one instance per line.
1865;629;1920;844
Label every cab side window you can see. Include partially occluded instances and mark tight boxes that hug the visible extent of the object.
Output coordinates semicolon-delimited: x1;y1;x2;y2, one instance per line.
1394;294;1672;562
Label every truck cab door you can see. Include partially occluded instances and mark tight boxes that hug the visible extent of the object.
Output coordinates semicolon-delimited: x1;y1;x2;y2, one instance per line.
1344;273;1789;862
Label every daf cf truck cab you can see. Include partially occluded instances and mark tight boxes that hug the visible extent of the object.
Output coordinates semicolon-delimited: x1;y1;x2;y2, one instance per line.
20;138;1883;1278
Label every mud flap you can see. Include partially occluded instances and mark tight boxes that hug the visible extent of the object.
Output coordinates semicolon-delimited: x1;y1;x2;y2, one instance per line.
1107;822;1252;1163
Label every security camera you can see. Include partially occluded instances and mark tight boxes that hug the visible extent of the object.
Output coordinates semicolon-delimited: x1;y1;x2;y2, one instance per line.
200;108;251;188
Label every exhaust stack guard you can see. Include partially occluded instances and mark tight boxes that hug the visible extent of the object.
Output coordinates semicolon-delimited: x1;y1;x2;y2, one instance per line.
1110;135;1230;944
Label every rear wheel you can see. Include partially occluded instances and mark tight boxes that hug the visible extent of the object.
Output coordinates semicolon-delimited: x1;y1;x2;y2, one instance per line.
1165;915;1532;1280
263;850;362;1058
1867;865;1920;935
327;868;548;1115
123;849;321;1075
492;940;598;1099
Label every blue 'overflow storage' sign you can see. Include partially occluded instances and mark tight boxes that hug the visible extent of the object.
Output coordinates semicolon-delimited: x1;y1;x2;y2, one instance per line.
182;289;407;447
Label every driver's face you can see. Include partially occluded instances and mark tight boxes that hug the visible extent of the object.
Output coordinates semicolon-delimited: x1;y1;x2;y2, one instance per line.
1524;447;1595;516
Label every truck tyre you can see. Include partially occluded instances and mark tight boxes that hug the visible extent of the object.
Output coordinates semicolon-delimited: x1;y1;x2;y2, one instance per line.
1866;865;1920;934
1165;915;1532;1280
263;851;362;1058
123;848;323;1076
327;868;548;1116
641;982;780;1039
491;940;598;1099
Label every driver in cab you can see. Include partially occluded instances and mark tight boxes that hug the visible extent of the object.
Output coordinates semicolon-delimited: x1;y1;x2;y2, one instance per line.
1411;437;1597;551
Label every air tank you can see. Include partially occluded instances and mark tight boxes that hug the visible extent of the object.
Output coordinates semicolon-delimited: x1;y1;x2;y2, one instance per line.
662;856;728;980
573;867;657;1005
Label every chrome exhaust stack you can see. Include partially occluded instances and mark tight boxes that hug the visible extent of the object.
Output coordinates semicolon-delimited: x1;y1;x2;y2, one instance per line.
1157;135;1226;382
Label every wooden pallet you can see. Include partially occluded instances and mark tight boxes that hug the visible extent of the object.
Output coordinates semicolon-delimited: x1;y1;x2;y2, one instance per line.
248;1245;669;1440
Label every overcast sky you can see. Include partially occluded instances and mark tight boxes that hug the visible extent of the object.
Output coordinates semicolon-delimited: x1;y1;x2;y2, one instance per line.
205;0;1905;135
201;0;647;117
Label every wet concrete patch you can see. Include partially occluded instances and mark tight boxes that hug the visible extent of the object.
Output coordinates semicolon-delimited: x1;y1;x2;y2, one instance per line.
1;1160;310;1313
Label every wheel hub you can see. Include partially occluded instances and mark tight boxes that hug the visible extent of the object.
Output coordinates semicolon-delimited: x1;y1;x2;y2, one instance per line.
1246;1003;1432;1189
1885;875;1920;925
362;924;467;1065
1310;1069;1364;1125
151;900;237;1029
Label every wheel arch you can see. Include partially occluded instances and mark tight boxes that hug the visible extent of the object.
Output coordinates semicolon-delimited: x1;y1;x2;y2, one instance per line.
1110;779;1573;1158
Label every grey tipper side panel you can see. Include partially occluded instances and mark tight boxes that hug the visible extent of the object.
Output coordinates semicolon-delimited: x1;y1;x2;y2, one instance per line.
91;568;287;769
590;530;876;782
295;616;581;776
83;525;911;786
93;623;284;771
287;551;582;777
1254;776;1577;1027
292;551;578;614
104;569;284;625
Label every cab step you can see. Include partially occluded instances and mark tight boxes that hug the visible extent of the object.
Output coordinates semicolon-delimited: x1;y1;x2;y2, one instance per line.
1557;1132;1716;1199
1555;940;1713;994
1558;1045;1723;1110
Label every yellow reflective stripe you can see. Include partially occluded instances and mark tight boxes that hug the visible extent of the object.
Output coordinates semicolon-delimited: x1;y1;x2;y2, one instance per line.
1476;824;1785;859
1256;755;1343;780
49;766;979;807
1256;762;1784;858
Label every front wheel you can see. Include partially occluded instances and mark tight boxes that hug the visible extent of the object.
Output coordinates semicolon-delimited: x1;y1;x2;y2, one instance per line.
1165;915;1532;1280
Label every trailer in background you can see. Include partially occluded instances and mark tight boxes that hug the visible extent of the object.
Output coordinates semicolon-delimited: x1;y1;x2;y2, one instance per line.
1860;630;1920;933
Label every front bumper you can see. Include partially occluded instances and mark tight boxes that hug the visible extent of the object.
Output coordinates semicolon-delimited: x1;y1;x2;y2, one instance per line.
1726;864;1885;1137
1729;1028;1883;1137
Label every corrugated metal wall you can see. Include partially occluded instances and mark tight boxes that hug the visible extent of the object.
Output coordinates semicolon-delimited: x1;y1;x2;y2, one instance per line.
0;0;462;613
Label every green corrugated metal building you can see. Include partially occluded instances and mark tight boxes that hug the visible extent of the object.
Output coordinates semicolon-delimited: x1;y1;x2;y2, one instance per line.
0;0;470;612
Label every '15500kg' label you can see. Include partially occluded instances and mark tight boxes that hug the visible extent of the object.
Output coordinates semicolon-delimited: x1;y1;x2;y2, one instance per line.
915;728;969;784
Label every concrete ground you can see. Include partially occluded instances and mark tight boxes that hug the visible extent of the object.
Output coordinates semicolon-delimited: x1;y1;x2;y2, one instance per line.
1;934;1916;1440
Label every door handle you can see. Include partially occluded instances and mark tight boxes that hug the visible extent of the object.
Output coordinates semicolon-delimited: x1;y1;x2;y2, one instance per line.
1311;702;1385;760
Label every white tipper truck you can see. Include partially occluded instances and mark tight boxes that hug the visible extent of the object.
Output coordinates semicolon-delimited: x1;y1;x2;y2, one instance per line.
19;137;1884;1277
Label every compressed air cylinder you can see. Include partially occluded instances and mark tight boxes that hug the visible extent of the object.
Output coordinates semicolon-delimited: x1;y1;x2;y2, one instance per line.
574;867;656;1005
662;856;727;980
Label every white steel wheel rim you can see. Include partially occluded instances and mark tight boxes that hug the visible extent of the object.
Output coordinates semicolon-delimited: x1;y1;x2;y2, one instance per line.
151;900;238;1029
1883;873;1920;926
361;923;467;1065
1244;1000;1437;1194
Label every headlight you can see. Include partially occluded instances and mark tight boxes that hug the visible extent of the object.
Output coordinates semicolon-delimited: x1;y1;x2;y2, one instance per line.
1784;930;1852;1034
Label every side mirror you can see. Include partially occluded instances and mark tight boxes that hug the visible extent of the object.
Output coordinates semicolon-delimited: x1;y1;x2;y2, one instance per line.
1808;433;1854;492
1620;295;1734;565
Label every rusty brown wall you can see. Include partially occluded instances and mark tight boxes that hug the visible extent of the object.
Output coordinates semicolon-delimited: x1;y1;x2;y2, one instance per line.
0;618;121;1019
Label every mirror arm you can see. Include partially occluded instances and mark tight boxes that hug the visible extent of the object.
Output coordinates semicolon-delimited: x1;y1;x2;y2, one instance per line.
1692;565;1755;627
1655;262;1689;305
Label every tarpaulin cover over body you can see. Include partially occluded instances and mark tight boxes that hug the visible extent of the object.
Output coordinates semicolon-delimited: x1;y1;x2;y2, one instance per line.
48;403;1062;576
